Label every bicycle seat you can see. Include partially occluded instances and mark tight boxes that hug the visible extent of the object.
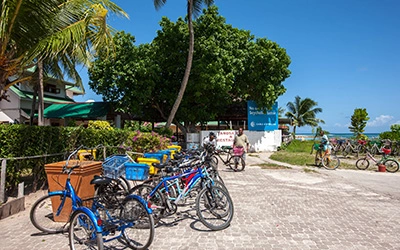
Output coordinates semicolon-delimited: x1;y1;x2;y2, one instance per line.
90;175;113;185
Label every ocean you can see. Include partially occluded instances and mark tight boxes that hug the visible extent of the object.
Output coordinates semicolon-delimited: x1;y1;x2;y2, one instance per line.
296;133;380;140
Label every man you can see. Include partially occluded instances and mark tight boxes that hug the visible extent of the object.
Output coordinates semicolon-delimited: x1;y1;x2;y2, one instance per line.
203;132;217;150
233;127;250;159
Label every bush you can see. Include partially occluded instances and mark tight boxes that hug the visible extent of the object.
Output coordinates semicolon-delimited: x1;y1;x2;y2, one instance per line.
123;130;171;153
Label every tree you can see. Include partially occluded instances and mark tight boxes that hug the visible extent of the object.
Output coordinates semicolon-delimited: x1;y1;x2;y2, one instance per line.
349;108;369;139
0;0;127;103
380;124;400;141
152;0;215;128
285;96;324;136
89;7;291;133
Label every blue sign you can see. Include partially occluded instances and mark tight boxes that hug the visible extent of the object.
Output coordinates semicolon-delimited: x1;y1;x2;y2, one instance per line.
247;101;278;131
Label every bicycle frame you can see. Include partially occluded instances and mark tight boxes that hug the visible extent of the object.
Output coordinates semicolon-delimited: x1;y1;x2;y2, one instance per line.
148;164;212;211
213;149;233;165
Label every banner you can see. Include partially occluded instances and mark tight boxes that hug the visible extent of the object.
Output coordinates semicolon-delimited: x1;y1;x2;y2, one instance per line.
247;101;278;131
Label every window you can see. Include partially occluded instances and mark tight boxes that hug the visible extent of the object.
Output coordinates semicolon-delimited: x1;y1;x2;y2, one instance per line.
44;84;60;94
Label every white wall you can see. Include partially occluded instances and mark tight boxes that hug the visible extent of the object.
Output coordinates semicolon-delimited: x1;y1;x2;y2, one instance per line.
198;130;282;152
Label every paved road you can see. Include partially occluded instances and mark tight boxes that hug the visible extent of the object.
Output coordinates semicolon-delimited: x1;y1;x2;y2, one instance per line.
1;153;400;249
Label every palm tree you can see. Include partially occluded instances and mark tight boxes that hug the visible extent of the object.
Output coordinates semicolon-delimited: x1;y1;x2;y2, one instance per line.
0;0;127;104
285;95;324;136
153;0;215;128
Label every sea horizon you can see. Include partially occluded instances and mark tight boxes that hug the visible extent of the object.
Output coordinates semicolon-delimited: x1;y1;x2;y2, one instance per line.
296;132;380;139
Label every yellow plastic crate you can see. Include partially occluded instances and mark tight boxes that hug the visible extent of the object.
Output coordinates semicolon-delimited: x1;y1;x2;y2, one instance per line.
136;157;160;175
167;145;181;152
78;149;97;161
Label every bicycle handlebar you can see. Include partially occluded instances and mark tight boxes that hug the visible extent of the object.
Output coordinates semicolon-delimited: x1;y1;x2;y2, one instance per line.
63;144;103;172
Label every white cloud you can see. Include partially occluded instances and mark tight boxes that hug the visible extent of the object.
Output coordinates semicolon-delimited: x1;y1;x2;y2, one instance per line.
334;123;350;128
367;115;394;127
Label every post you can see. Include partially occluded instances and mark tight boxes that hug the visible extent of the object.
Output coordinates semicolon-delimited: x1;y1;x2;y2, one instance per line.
0;159;6;204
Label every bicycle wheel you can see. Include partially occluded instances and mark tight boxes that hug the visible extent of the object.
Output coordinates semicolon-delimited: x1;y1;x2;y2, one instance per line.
211;155;219;166
129;184;166;223
228;156;245;172
30;193;71;233
355;158;370;170
69;210;104;250
321;154;340;170
120;197;154;250
196;186;234;231
383;159;400;173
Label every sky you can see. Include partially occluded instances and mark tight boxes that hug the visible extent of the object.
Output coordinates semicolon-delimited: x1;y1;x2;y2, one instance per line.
74;0;400;134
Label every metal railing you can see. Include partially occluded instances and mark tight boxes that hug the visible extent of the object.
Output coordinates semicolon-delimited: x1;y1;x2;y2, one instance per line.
0;153;64;204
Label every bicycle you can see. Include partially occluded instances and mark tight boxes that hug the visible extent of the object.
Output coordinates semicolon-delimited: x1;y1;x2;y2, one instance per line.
342;139;359;158
355;148;399;173
130;158;234;231
211;146;245;172
30;146;155;250
311;142;340;170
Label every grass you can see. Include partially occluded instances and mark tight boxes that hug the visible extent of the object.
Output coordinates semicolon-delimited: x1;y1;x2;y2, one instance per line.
270;140;358;170
257;163;291;170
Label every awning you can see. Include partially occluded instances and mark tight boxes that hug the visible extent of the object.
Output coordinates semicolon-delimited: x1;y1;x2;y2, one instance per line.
10;86;74;104
44;102;110;119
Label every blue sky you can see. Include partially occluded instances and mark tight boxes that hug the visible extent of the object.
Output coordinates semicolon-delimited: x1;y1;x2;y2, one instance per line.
75;0;400;134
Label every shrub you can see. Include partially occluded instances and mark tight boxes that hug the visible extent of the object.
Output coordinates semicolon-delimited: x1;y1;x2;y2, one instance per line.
123;130;171;153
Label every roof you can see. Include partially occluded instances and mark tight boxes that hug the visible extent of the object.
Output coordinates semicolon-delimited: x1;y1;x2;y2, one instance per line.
44;102;110;119
10;86;74;103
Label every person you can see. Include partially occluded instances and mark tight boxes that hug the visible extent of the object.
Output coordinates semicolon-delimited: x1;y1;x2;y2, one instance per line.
233;127;250;160
203;132;217;151
319;130;331;156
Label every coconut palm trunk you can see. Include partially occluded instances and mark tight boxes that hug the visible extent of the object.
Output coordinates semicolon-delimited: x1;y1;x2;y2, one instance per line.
166;1;194;128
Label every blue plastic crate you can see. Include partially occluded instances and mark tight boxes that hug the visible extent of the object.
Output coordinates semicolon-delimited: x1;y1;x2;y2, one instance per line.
125;163;149;181
102;155;131;179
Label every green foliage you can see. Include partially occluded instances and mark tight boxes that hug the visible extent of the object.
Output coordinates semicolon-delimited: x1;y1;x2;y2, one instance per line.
285;96;324;135
89;6;291;129
123;131;171;153
379;124;400;141
87;120;114;130
0;124;168;196
124;121;153;132
349;108;369;139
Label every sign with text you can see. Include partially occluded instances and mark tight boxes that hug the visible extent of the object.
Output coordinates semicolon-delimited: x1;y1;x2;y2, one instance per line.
216;130;236;147
247;101;278;131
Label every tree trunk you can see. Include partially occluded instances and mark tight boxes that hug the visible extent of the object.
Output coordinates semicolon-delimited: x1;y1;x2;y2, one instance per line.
38;61;45;126
30;84;38;126
165;0;194;128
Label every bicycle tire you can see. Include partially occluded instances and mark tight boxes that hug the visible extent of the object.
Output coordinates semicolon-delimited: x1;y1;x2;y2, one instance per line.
383;159;400;173
120;197;155;250
315;151;322;166
321;154;340;170
228;156;245;172
30;193;71;233
212;155;219;166
129;184;166;223
196;185;234;231
355;158;370;170
69;209;104;250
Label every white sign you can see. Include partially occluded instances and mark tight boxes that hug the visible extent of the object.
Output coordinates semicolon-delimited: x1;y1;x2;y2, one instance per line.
216;130;236;147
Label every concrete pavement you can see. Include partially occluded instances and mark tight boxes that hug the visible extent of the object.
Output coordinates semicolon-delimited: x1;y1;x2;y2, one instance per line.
1;153;400;249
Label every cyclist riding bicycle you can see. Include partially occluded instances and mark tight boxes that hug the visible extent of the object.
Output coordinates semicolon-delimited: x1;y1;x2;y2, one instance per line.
319;130;331;156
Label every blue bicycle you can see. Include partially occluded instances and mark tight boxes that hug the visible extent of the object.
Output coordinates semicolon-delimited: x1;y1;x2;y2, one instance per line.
30;146;154;250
